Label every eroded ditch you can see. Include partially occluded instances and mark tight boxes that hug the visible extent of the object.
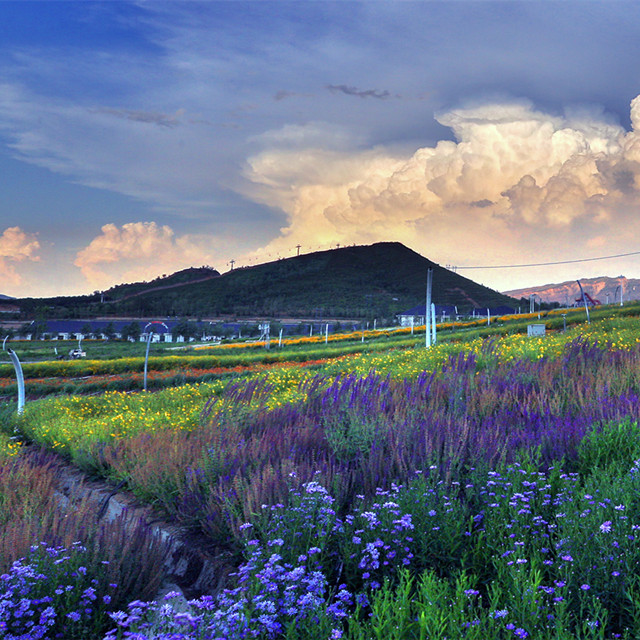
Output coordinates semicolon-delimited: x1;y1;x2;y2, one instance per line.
38;447;234;603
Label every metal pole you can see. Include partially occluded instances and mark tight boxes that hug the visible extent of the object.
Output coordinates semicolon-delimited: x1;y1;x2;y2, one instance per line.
576;280;590;324
7;350;25;415
431;302;437;344
279;328;283;348
143;331;152;391
325;323;329;344
3;337;25;416
425;268;433;348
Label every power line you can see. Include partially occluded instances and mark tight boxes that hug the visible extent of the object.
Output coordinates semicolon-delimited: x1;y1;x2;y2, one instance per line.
458;250;640;270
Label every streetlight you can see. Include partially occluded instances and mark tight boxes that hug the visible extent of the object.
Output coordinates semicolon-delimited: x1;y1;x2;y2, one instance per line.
3;336;25;416
614;285;624;306
142;321;169;391
576;280;590;324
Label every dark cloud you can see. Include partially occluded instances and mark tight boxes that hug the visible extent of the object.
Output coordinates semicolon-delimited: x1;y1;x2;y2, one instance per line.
470;199;494;208
90;107;184;128
326;84;391;100
274;90;314;101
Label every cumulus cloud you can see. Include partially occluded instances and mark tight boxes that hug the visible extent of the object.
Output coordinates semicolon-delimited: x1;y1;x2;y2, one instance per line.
0;227;40;288
242;94;640;289
74;222;214;289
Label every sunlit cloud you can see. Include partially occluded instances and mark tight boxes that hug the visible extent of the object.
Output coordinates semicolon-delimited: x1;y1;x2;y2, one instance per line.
241;95;640;289
74;222;215;290
0;226;40;289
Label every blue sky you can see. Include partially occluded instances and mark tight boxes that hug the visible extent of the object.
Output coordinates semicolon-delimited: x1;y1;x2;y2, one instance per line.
2;1;640;298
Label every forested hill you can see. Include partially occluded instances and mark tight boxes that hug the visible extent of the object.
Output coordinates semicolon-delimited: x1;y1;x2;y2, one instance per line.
12;243;518;320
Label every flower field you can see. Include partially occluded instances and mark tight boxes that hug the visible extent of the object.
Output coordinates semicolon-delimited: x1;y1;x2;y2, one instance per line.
3;312;640;638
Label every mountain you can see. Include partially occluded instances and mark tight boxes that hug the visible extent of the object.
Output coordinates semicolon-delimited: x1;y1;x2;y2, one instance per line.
504;276;640;305
0;294;15;300
14;243;518;320
104;266;220;300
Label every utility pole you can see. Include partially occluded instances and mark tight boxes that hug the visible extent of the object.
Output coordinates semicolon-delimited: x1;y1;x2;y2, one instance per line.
229;259;235;271
296;244;301;257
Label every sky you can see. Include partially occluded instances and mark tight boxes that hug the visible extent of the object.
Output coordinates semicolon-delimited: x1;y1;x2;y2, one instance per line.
2;1;640;299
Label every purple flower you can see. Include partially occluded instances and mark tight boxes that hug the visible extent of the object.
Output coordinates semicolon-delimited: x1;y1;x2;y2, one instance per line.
600;520;612;533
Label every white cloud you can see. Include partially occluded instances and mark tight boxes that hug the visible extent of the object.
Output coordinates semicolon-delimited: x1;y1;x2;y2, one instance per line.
241;95;640;290
74;222;215;289
0;226;40;289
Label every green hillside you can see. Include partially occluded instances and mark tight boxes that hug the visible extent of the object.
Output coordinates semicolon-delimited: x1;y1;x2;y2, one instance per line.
13;243;518;320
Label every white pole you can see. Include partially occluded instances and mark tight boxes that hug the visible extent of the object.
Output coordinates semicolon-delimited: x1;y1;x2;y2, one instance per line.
431;303;437;344
325;323;329;344
279;328;283;347
143;331;153;391
425;268;433;348
3;339;25;416
577;279;590;324
411;316;414;335
487;308;490;326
